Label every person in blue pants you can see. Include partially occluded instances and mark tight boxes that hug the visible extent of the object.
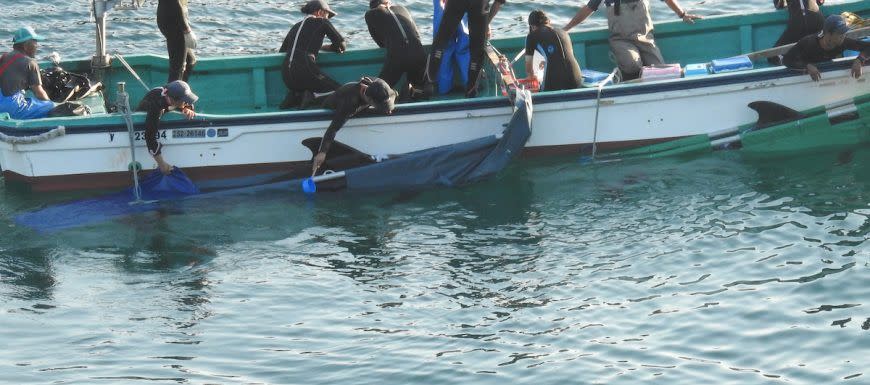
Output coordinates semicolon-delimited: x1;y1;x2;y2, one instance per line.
0;27;54;120
433;0;471;94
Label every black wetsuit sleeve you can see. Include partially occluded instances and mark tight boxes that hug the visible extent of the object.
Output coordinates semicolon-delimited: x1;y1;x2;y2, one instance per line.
494;0;506;4
144;109;164;156
323;20;347;52
279;27;293;53
318;84;361;154
782;37;810;69
365;11;386;48
524;33;536;56
136;90;167;156
773;0;785;9
843;38;870;61
319;110;350;155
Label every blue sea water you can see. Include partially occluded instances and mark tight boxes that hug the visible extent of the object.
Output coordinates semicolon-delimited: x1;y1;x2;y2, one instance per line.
2;1;869;384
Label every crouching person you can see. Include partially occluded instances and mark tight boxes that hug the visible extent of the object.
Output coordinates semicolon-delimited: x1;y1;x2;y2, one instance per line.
312;77;397;174
0;27;54;120
136;80;199;175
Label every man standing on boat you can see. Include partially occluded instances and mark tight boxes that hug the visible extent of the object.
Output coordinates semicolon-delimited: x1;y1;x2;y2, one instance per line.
564;0;702;81
136;80;199;175
426;0;506;98
782;15;870;81
365;0;428;100
311;77;397;175
525;10;583;91
157;0;197;82
769;0;825;65
0;27;54;120
279;0;347;109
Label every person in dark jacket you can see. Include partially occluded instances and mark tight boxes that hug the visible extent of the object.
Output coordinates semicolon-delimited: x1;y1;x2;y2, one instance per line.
157;0;197;82
426;0;506;98
311;77;397;174
524;10;582;91
136;80;199;175
769;0;825;65
782;15;869;81
365;0;427;99
279;0;347;109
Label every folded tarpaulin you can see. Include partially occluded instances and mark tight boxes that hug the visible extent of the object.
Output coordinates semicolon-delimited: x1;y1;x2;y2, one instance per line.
15;167;200;233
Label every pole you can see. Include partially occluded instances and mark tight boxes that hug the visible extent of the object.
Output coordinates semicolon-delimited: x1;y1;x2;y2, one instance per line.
590;69;618;161
117;82;144;203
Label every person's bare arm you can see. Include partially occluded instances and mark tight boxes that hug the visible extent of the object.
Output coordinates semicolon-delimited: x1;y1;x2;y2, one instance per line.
487;1;504;23
663;0;702;24
31;84;50;101
564;6;594;31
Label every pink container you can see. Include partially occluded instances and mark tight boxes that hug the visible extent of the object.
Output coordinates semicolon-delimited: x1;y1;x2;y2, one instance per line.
640;64;682;82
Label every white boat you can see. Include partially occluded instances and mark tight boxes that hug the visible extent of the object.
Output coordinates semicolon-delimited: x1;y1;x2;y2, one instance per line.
1;1;868;192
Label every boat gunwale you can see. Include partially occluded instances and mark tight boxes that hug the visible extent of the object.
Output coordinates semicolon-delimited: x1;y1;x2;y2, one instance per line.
0;58;862;136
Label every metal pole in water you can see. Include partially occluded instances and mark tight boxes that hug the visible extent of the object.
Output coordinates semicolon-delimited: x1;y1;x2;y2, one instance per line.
117;82;143;203
590;69;619;161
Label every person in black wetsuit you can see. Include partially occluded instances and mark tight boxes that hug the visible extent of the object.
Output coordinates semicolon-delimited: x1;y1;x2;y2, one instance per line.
783;15;870;81
157;0;196;82
524;10;582;92
426;0;506;98
311;77;397;174
769;0;825;65
279;0;347;109
136;80;199;175
365;0;427;99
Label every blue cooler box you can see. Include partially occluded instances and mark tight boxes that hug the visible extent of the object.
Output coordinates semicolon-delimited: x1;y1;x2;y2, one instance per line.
684;63;709;76
710;56;753;74
582;69;613;87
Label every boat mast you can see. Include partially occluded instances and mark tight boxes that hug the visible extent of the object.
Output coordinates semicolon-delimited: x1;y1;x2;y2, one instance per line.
91;0;141;80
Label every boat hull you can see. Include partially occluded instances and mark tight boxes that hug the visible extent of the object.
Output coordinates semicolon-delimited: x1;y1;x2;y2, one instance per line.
1;62;868;192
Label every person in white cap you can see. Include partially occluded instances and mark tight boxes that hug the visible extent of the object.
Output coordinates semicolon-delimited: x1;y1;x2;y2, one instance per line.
136;80;199;174
0;27;55;120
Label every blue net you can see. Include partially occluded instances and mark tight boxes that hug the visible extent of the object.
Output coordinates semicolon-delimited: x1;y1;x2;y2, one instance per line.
15;167;200;233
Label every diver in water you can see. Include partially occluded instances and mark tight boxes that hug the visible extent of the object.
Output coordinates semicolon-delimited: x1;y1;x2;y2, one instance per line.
279;0;347;109
157;0;197;82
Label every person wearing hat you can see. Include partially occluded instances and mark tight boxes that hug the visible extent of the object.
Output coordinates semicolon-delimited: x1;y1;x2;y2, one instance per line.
279;0;347;109
157;0;197;83
0;27;55;120
311;77;397;175
564;0;702;81
136;80;199;175
365;0;428;100
782;14;870;81
524;10;582;92
426;0;507;98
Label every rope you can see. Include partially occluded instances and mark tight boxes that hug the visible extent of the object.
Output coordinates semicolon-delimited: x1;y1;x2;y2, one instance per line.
112;52;151;92
0;126;66;144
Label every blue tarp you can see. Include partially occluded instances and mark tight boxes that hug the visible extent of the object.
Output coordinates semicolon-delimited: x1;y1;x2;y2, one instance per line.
15;167;199;233
14;90;532;232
